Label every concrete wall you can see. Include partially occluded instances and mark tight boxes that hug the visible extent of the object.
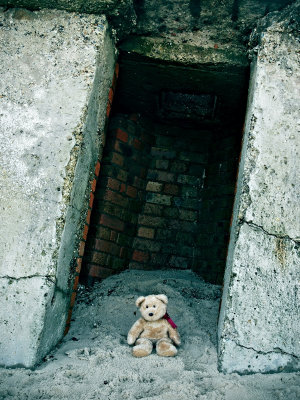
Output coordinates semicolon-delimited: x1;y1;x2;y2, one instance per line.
0;8;116;367
218;14;300;373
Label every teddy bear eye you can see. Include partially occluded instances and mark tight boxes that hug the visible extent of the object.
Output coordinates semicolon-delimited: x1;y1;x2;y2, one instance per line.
146;305;149;308
153;305;156;308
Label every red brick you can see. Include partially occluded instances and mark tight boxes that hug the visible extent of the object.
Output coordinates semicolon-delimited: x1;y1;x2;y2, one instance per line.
91;178;97;193
73;275;79;291
91;251;108;264
89;192;95;208
94;239;120;256
66;308;73;326
108;87;114;104
133;237;161;252
70;291;77;308
114;140;123;153
157;171;175;182
138;214;165;227
143;203;163;216
133;138;142;150
86;209;92;225
76;257;82;273
94;226;111;240
164;183;179;195
111;152;124;167
117;169;128;182
126;185;137;198
132;250;149;263
100;214;125;232
114;62;120;78
82;224;89;241
147;169;175;182
104;190;129;207
94;160;101;177
78;241;85;257
116;128;128;143
106;101;112;117
138;227;155;239
120;183;126;193
88;265;115;279
110;230;118;241
146;181;163;192
107;177;120;191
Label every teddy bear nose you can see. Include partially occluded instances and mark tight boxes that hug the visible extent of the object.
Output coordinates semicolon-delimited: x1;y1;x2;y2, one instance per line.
149;312;154;317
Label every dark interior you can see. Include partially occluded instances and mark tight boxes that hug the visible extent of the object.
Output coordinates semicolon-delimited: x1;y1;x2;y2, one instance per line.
81;51;249;285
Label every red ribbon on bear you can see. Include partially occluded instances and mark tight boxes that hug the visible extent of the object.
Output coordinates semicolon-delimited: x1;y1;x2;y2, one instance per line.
163;312;177;329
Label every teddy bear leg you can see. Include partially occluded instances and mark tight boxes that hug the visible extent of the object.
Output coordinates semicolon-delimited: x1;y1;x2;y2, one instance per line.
156;338;177;357
132;338;153;357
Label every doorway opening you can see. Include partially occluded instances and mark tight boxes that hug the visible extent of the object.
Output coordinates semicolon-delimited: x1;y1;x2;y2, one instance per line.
80;51;249;286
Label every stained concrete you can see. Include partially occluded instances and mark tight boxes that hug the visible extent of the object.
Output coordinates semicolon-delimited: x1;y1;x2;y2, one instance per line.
0;1;293;39
0;8;116;367
218;7;300;374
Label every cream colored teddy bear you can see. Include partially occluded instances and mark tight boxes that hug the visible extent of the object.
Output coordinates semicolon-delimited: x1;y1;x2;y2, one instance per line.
127;294;181;357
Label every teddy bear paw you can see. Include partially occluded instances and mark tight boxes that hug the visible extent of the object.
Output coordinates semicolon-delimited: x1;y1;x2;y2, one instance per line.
156;339;177;357
132;338;153;357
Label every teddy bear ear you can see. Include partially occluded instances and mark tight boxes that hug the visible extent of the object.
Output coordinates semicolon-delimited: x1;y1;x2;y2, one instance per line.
135;296;145;307
155;294;168;304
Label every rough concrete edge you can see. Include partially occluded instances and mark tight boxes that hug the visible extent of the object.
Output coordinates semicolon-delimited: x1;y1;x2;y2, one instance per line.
0;276;56;369
0;0;119;14
219;338;300;375
33;19;117;367
119;36;249;68
218;8;300;371
248;0;300;57
217;58;258;372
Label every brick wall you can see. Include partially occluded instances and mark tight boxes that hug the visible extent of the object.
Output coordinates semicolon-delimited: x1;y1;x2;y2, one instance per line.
81;115;240;284
130;123;212;274
81;114;153;283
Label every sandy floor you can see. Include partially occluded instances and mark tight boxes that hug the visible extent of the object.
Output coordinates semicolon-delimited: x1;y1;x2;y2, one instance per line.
0;269;299;400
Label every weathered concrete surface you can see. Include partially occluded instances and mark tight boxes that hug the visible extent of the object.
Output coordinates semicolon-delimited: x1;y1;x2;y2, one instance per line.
119;36;249;67
0;8;116;367
0;1;293;42
218;8;300;374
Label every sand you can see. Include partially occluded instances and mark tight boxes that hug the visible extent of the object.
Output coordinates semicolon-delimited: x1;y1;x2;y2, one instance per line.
0;269;299;400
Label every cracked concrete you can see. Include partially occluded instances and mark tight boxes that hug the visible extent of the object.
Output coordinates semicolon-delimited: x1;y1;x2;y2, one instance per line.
218;8;300;374
0;8;116;367
242;220;300;245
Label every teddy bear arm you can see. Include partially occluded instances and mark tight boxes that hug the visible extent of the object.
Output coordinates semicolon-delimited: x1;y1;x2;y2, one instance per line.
168;326;181;346
127;318;145;345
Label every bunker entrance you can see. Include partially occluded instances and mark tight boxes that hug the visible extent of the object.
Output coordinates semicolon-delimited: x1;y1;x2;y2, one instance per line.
80;52;249;285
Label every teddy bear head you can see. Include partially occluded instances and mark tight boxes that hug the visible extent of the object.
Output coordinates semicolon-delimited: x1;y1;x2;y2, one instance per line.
135;294;168;322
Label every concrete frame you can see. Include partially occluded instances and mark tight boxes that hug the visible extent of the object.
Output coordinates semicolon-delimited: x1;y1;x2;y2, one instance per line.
218;16;300;373
0;4;298;373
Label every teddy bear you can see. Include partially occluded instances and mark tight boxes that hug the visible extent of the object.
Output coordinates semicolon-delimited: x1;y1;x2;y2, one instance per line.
127;294;181;357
